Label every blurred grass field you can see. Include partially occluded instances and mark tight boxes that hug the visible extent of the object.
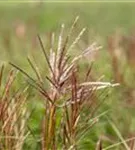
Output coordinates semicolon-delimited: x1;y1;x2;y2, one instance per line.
0;2;135;150
1;2;135;72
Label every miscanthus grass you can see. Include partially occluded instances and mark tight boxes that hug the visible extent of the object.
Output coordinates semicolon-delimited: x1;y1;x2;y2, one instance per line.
9;17;119;150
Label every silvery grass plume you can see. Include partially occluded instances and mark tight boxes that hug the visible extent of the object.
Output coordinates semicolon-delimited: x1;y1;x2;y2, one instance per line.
10;16;119;150
0;64;30;150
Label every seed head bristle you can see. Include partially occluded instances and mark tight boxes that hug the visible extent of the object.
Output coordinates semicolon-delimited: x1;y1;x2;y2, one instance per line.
68;27;86;51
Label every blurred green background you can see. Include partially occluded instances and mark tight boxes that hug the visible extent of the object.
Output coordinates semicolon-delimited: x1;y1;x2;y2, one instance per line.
1;1;135;149
1;2;135;63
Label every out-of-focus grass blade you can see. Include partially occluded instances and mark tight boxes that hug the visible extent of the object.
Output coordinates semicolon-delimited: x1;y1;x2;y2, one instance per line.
107;117;130;150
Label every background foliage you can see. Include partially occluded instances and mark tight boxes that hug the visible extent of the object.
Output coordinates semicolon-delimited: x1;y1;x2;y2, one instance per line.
0;2;135;149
